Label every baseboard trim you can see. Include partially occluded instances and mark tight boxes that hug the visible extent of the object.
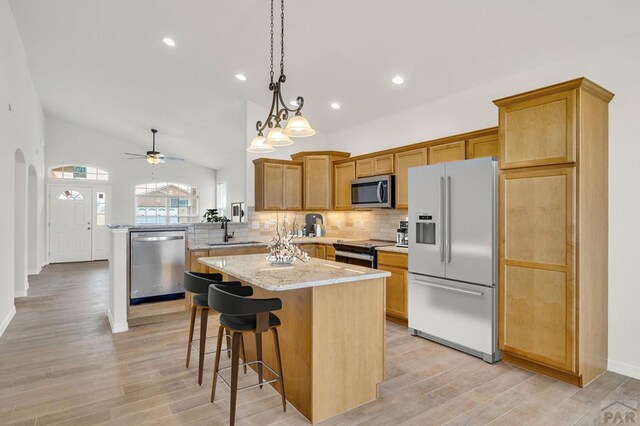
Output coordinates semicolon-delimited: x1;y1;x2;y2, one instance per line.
609;359;640;380
14;282;29;298
28;266;43;275
107;308;128;333
0;306;17;337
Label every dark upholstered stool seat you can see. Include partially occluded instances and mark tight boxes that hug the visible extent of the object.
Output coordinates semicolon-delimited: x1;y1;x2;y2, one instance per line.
193;293;209;307
220;312;281;331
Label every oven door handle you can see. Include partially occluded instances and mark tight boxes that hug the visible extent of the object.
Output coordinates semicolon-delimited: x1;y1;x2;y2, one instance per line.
335;250;374;261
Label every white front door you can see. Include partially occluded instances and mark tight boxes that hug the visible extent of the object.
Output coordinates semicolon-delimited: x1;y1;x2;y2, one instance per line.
49;185;92;262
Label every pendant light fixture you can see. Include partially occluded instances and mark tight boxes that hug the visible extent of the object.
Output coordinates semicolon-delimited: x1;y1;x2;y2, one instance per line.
247;0;315;153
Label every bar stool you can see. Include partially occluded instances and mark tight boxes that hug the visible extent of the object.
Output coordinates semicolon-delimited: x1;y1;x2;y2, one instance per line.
208;284;286;426
184;272;247;385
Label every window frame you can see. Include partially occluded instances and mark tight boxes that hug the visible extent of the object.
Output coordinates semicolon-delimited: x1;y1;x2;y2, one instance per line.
49;164;109;181
134;182;200;225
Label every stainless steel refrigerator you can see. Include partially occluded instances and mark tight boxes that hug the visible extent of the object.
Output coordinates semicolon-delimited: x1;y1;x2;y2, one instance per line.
408;156;500;363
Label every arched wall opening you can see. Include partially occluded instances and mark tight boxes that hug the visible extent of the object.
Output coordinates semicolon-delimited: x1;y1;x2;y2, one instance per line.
28;165;39;275
14;150;28;297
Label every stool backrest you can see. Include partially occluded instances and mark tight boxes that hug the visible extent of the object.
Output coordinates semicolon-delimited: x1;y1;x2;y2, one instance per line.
208;284;282;316
184;271;240;294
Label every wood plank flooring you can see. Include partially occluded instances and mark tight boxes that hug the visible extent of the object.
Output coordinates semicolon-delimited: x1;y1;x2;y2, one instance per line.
0;261;637;425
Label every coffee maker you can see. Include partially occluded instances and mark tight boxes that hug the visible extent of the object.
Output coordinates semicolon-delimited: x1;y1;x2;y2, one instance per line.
396;220;409;247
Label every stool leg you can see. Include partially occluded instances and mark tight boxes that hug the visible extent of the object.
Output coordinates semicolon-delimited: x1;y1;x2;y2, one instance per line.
225;328;231;358
185;304;197;368
255;332;263;388
229;332;242;426
240;334;247;374
210;325;225;402
198;307;209;386
272;327;286;412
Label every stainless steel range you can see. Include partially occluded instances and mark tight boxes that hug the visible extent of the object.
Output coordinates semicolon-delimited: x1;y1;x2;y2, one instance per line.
333;240;395;268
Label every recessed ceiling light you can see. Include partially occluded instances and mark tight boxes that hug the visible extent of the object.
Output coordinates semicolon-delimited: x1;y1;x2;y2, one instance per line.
235;73;247;81
330;102;341;110
162;38;176;47
392;76;404;85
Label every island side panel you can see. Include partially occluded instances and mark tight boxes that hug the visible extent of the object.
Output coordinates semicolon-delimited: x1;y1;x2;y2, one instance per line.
239;283;314;421
311;278;385;423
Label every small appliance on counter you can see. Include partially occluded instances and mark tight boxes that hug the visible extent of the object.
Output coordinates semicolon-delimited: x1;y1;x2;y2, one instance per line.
396;220;409;247
304;213;324;237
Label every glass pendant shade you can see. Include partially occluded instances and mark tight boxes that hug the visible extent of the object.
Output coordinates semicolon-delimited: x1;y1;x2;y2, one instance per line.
284;114;316;137
265;126;294;146
247;134;275;153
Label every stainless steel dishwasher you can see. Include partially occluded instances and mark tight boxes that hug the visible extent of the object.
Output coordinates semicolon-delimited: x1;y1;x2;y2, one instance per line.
129;228;186;304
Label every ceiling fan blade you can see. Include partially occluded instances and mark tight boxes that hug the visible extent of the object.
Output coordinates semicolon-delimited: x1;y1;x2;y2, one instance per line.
127;157;147;160
164;157;185;162
125;152;146;157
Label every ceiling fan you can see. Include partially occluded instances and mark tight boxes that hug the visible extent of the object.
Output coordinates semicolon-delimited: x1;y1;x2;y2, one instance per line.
125;129;184;165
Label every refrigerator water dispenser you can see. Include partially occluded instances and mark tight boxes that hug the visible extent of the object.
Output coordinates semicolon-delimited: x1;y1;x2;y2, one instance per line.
415;214;436;245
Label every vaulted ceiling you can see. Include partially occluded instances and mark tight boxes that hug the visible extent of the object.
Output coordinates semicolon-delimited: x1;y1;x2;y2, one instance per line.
9;0;640;168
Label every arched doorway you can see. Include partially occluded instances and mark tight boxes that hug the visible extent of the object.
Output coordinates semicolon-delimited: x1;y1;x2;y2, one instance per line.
28;165;39;275
14;150;28;297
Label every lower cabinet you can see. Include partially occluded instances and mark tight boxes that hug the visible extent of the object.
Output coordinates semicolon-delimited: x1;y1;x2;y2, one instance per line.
315;244;327;260
377;251;408;320
326;245;336;261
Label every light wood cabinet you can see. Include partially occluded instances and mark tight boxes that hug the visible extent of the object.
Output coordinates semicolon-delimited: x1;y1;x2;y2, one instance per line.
291;152;350;211
326;245;336;261
497;89;576;169
428;140;466;164
356;154;394;178
467;133;498;159
377;251;408;320
254;159;302;211
394;148;428;209
299;243;316;258
315;244;327;260
189;250;212;273
333;162;355;210
495;78;614;387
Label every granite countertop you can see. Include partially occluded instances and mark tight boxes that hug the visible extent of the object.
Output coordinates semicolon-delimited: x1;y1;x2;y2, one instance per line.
199;254;390;291
189;236;357;251
376;245;408;254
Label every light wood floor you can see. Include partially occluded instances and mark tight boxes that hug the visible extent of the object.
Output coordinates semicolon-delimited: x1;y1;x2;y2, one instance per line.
1;262;638;425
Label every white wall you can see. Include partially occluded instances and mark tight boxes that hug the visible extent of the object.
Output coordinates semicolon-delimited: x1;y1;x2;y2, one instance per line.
45;117;217;226
327;36;640;379
245;100;328;208
0;0;46;333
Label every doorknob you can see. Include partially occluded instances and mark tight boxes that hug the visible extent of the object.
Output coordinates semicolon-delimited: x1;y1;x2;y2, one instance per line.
87;227;91;230
87;222;91;225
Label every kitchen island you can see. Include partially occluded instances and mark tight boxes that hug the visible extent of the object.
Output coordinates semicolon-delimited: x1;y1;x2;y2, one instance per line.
199;254;390;424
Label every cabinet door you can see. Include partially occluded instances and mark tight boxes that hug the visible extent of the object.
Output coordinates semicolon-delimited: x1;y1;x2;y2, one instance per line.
304;156;331;210
500;89;576;169
395;148;427;209
378;264;407;319
326;245;336;261
428;141;466;164
283;164;302;211
315;244;327;260
299;244;316;258
356;158;374;178
334;162;355;210
499;166;576;373
263;163;284;210
467;134;498;159
373;154;394;175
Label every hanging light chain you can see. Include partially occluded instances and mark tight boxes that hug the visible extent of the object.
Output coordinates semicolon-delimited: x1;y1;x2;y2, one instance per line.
269;0;275;83
280;0;285;78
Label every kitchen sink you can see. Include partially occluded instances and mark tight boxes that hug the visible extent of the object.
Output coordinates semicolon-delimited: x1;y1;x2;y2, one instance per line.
207;241;262;246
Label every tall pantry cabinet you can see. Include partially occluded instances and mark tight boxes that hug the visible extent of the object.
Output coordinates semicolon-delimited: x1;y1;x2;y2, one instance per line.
494;78;614;387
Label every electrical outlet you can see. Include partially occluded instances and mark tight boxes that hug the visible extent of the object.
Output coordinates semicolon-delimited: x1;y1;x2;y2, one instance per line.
251;221;259;230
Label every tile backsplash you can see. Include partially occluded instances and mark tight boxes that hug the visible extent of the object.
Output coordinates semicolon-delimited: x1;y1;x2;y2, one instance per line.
188;208;408;245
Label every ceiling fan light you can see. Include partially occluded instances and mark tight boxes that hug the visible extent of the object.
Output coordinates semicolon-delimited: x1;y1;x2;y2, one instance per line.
265;126;294;147
146;156;161;165
284;114;316;137
247;135;275;153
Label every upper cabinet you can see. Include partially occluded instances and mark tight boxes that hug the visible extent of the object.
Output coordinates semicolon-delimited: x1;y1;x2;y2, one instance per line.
467;133;499;159
254;159;302;211
356;154;395;178
495;88;576;169
394;148;427;209
291;151;351;211
428;140;466;164
334;161;355;210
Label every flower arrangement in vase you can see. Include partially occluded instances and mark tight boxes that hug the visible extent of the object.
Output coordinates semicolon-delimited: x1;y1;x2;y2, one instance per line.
266;217;309;265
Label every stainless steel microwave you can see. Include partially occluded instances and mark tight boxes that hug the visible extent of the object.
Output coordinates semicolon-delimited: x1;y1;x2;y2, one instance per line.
351;175;395;209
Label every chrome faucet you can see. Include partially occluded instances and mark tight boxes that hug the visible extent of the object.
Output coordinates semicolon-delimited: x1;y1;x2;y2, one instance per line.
221;218;234;242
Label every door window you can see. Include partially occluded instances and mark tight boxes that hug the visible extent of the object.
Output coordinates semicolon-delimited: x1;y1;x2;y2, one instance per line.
96;192;106;225
58;190;84;200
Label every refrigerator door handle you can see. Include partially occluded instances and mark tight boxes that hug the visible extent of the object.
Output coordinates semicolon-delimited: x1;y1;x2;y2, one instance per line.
440;176;445;262
376;181;383;202
447;175;452;263
412;278;485;297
